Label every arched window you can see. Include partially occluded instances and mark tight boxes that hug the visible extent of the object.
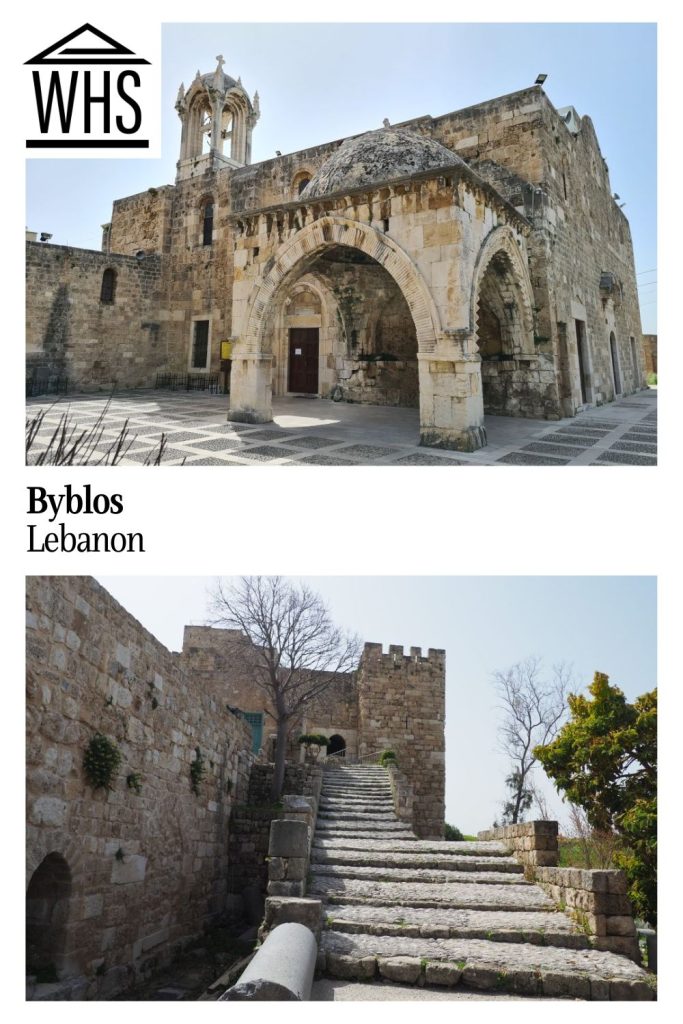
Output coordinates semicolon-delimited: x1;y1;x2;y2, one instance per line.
202;200;214;246
292;170;313;198
100;268;116;304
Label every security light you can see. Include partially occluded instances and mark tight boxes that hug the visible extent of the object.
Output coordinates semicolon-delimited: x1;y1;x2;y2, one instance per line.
535;74;548;85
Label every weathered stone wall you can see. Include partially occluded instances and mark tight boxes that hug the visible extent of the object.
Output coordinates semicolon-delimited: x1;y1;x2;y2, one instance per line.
108;186;175;256
477;821;559;872
357;644;445;839
26;576;255;999
181;625;358;761
642;334;657;376
26;243;166;390
433;87;644;411
534;867;640;961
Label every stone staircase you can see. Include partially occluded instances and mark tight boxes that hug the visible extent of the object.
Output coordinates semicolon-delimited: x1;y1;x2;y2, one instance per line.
310;765;654;1000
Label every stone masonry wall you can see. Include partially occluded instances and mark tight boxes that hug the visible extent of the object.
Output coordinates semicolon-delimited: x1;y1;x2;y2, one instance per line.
26;576;255;999
26;243;167;391
357;644;445;839
181;625;358;761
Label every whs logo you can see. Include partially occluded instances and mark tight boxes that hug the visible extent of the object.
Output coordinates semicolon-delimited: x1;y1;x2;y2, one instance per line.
25;23;158;155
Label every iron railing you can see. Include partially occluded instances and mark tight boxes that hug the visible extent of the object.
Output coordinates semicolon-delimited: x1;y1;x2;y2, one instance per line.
26;372;70;398
324;747;392;767
154;372;223;394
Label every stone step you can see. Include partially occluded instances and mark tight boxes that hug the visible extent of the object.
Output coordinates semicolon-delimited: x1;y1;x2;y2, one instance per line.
323;904;589;950
309;878;548;912
315;829;417;841
315;821;414;834
317;812;397;822
320;790;391;798
311;850;522;873
320;931;655;1000
313;839;512;857
318;802;395;813
310;864;528;885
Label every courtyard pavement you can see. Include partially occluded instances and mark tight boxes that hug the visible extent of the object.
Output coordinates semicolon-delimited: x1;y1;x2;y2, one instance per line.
26;388;657;467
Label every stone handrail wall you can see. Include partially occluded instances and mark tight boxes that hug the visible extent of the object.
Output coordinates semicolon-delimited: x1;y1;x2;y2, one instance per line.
386;763;414;825
535;867;640;961
266;765;323;898
477;821;559;872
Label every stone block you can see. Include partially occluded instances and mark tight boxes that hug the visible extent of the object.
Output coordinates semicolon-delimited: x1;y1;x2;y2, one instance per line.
379;957;422;984
82;894;104;919
606;915;636;937
541;971;590;999
269;819;309;858
261;897;322;939
461;965;499;990
111;854;147;884
424;962;461;986
326;952;377;980
30;795;67;827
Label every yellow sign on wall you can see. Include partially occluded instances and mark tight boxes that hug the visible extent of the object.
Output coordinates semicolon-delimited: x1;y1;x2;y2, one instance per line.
220;341;233;360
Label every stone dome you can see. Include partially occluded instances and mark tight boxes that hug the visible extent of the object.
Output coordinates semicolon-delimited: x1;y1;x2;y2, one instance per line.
301;127;465;199
201;70;238;92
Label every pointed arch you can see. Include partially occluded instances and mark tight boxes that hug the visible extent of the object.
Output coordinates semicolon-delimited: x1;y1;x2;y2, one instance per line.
240;216;441;355
470;225;535;352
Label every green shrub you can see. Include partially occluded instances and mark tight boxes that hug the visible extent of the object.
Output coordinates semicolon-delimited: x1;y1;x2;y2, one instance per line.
297;733;330;748
646;372;657;386
444;823;464;841
83;732;121;790
378;749;397;767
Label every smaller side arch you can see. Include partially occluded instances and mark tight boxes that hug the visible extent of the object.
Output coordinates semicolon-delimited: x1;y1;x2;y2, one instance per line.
470;225;535;350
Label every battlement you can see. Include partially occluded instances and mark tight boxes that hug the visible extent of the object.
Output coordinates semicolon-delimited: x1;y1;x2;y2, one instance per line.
361;641;446;667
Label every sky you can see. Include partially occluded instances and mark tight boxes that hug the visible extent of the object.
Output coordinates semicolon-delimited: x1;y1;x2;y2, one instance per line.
96;575;656;835
26;22;657;331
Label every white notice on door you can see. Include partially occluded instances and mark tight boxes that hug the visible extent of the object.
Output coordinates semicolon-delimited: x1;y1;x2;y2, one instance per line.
295;348;302;355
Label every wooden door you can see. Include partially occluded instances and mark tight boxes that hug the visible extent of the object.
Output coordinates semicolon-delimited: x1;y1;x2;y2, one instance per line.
288;328;319;394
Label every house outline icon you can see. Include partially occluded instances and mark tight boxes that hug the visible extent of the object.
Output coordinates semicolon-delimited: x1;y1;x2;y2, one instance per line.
25;23;150;65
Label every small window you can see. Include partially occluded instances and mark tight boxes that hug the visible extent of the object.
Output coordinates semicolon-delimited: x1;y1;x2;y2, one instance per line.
297;177;311;195
202;202;214;246
100;268;116;304
191;320;210;369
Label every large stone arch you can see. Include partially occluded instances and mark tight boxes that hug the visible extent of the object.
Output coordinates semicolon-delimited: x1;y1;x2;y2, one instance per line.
470;224;535;350
241;216;441;355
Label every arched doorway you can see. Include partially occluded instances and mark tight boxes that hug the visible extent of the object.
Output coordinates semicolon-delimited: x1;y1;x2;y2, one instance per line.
270;246;420;407
26;852;72;979
328;734;346;758
472;233;536;416
229;216;443;431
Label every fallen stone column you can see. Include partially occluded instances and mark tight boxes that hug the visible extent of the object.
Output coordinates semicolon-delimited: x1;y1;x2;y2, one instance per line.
220;922;317;1001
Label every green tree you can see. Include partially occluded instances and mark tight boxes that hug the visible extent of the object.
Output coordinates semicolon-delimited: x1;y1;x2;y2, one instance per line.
534;673;657;926
444;823;464;841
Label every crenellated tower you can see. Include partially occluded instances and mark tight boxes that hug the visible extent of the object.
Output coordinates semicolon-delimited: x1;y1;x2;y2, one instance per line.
357;642;445;839
175;55;260;181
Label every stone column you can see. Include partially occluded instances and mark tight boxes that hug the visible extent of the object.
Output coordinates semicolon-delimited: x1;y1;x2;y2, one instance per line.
228;349;274;423
418;348;487;452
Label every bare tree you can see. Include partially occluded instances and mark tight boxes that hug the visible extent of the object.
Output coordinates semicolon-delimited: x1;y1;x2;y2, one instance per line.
493;657;571;824
208;576;361;801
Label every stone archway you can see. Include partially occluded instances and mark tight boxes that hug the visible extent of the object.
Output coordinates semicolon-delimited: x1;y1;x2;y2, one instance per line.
470;225;541;417
228;216;441;427
26;852;72;978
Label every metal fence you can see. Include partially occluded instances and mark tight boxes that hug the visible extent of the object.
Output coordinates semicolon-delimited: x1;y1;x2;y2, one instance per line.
26;372;70;398
154;372;223;394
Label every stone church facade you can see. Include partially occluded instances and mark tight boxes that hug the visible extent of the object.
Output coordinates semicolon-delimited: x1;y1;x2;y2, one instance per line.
26;59;645;450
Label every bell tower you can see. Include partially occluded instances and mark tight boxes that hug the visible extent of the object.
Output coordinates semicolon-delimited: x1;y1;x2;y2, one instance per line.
175;55;260;181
